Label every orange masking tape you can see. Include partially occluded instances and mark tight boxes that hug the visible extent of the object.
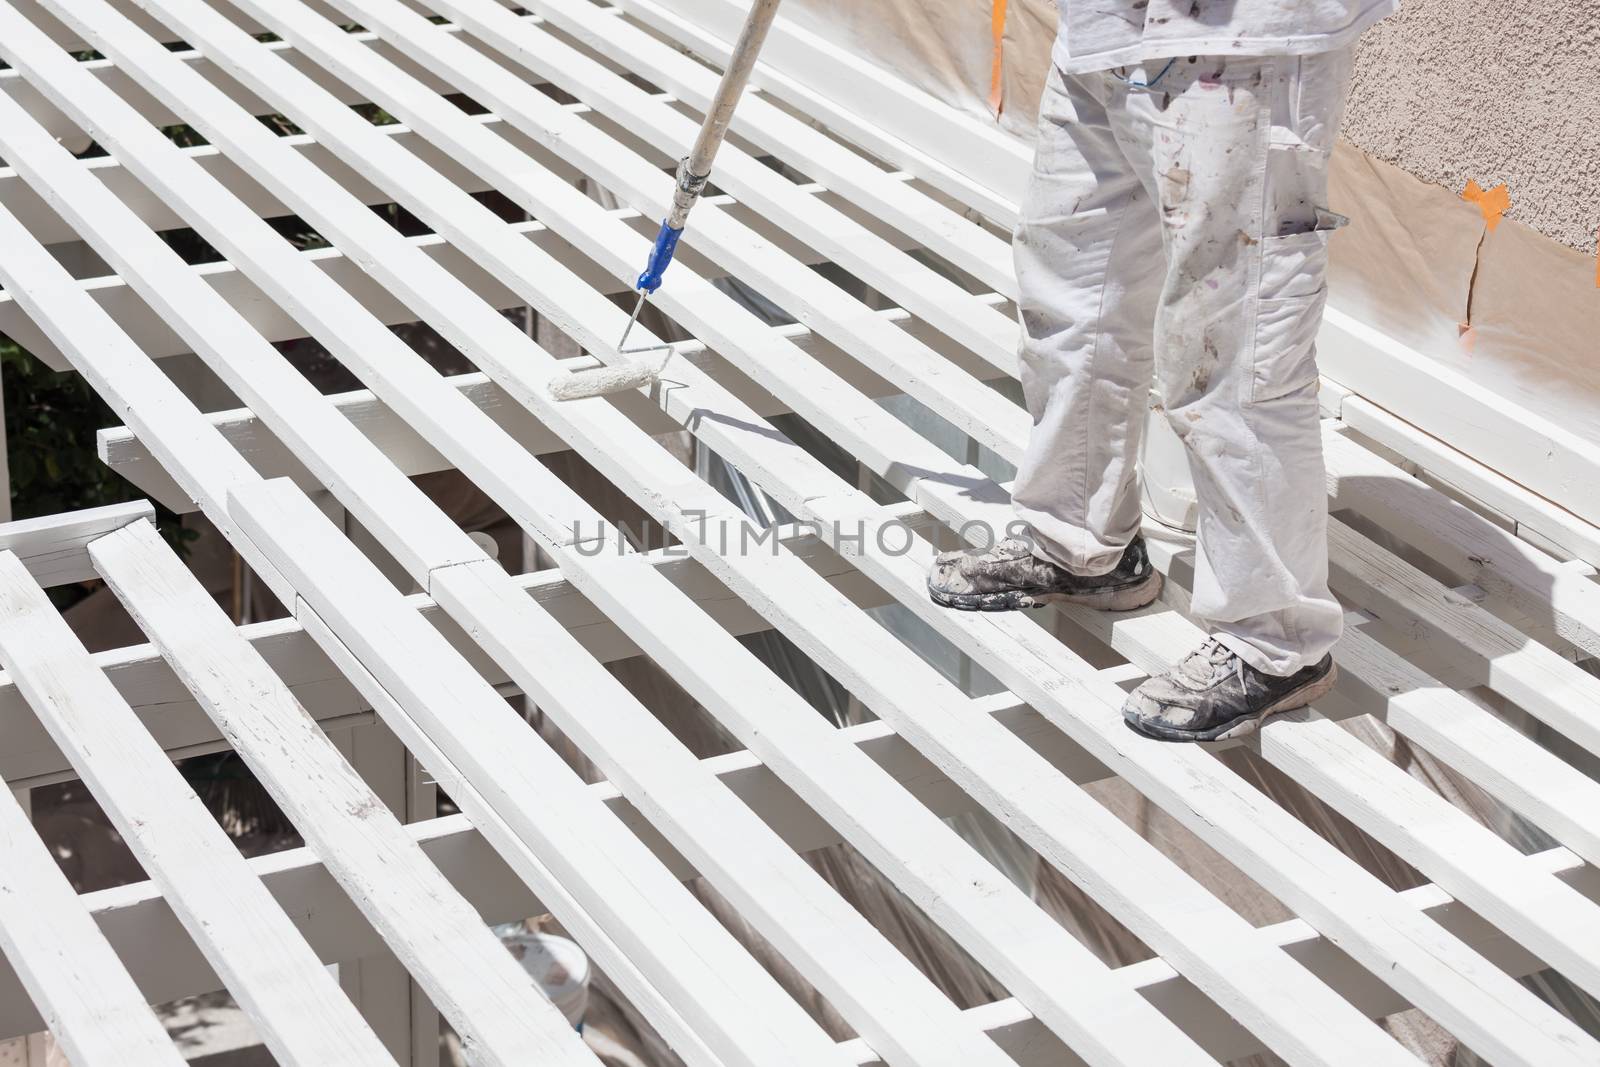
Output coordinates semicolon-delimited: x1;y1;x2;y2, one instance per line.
989;0;1008;115
1462;179;1511;232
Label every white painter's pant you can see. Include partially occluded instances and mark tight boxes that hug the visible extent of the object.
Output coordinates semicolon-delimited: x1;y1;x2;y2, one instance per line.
1011;51;1353;676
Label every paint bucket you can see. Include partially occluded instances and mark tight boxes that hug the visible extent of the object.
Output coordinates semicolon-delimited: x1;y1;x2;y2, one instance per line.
498;928;591;1029
1139;401;1198;533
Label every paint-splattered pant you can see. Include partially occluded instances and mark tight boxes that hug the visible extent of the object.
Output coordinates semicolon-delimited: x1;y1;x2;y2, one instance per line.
1011;49;1353;675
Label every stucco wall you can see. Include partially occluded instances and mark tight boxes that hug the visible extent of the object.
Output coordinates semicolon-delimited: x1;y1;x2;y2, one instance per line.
1342;0;1600;253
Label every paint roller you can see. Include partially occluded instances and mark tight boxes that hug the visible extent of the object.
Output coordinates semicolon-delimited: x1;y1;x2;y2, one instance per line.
551;0;785;401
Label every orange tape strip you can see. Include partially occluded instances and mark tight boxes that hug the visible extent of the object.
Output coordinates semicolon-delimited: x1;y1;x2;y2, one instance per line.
988;0;1008;116
1462;179;1511;232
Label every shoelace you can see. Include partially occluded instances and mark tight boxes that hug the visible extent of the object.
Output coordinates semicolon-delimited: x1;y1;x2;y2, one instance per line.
1194;637;1247;690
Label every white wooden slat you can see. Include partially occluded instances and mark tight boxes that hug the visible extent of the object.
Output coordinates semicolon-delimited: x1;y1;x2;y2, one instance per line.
429;0;1018;373
9;2;1587;1062
33;12;1021;1063
1339;394;1600;566
1327;519;1600;761
1325;426;1600;660
1320;307;1600;528
1266;712;1600;1000
3;45;838;1062
409;8;1600;1030
0;158;291;601
227;0;1015;519
610;0;1027;225
0;777;183;1067
175;6;1440;1062
0;550;395;1067
1330;624;1600;867
93;4;1414;1062
0;500;152;588
0;61;731;1067
0;182;873;370
93;288;1008;512
285;603;736;1067
226;478;868;1067
88;518;601;1067
429;561;1051;1067
416;137;1600;1067
0;42;861;1067
246;6;1600;1062
1051;551;1600;1013
324;0;1028;463
46;6;1401;1062
0;19;484;581
196;2;1600;1062
0;17;472;127
484;0;1016;300
2;821;1593;1065
0;101;593;247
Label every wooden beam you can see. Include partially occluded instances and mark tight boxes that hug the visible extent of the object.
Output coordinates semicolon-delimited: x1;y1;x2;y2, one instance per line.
95;292;1010;515
0;500;152;588
104;4;1420;1062
609;0;1026;225
232;478;873;1067
0;550;394;1066
0;776;182;1066
249;6;1600;1062
89;519;598;1067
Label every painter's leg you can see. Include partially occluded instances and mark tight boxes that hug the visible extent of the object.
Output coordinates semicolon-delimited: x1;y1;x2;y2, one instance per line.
1111;51;1352;740
1009;64;1166;574
927;63;1166;614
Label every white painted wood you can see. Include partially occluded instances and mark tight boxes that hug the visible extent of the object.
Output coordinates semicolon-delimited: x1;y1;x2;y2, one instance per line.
0;143;291;602
226;477;859;1067
1339;395;1600;566
0;777;182;1066
0;16;480;581
96;292;1012;514
429;559;1026;1067
0;500;152;588
0;550;394;1067
1327;519;1600;761
165;2;1600;1062
1326;426;1600;660
1265;712;1600;1001
0;17;480;129
0;33;825;1062
89;6;1426;1061
616;0;1027;224
426;0;1018;372
88;518;599;1067
298;0;1027;462
477;0;1017;299
31;14;1196;1061
312;29;1600;1062
24;14;1029;1061
1320;307;1600;528
3;3;1593;1064
0;183;875;370
1331;624;1600;866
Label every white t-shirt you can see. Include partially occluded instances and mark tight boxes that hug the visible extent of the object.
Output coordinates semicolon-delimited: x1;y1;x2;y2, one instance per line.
1053;0;1400;74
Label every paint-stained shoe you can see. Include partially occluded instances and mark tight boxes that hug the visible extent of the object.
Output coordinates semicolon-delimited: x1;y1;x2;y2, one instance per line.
1123;637;1337;742
927;535;1161;612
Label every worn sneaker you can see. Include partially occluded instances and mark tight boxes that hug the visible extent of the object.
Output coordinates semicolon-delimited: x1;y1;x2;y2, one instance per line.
927;535;1161;612
1123;637;1337;742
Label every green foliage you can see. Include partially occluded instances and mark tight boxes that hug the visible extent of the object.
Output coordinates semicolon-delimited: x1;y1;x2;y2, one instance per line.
1;334;196;559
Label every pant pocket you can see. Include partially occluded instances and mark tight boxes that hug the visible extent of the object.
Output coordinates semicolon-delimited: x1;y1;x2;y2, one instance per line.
1252;225;1333;402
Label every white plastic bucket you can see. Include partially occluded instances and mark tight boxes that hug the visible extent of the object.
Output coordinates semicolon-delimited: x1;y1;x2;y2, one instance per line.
1139;400;1199;533
499;930;591;1029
